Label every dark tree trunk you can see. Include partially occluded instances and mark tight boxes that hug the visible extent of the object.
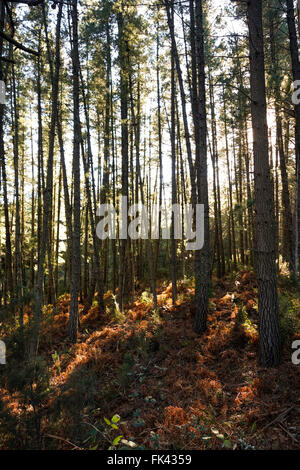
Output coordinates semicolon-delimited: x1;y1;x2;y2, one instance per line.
194;0;211;334
170;50;177;304
69;0;81;343
33;2;63;351
286;0;300;276
247;0;281;367
117;11;129;311
0;2;13;301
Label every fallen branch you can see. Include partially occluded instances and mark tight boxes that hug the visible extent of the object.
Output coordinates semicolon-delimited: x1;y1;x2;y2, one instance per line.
44;433;83;450
278;423;300;444
261;406;294;432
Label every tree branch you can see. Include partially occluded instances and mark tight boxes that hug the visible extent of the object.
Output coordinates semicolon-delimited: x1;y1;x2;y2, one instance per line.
0;56;15;63
0;31;39;56
9;0;44;6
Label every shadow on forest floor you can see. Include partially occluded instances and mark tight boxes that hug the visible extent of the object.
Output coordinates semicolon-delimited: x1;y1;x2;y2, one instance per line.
0;272;300;450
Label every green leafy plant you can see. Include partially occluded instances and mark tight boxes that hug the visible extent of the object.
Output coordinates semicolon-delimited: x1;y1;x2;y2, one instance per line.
102;415;137;450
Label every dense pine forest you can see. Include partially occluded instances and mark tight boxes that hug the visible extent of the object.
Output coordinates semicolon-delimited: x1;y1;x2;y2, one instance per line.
0;0;299;451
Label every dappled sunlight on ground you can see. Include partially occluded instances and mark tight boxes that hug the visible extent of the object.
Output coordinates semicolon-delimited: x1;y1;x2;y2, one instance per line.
0;273;299;450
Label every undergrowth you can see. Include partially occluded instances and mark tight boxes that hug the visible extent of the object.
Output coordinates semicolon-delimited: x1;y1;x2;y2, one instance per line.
0;273;299;450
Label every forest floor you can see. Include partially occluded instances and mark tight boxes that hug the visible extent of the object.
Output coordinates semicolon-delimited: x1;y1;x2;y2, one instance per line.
0;271;300;450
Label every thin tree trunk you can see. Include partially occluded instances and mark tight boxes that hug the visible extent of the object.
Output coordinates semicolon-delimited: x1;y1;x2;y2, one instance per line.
0;2;13;301
194;0;211;333
117;10;129;311
286;0;300;276
223;85;237;270
69;0;81;343
12;64;24;332
170;50;177;303
33;2;63;351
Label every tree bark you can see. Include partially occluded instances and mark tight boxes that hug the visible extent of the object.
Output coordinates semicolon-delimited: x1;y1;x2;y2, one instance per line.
69;0;81;343
194;0;211;333
286;0;300;276
247;0;281;367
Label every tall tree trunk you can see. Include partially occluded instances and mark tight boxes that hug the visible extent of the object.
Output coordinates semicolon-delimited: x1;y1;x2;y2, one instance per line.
33;3;63;351
154;24;163;278
209;73;225;277
269;13;294;273
170;51;177;303
223;85;237;270
286;0;300;276
55;165;62;296
69;0;81;343
247;0;281;367
0;2;13;301
12;64;24;332
194;0;211;333
117;10;129;311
